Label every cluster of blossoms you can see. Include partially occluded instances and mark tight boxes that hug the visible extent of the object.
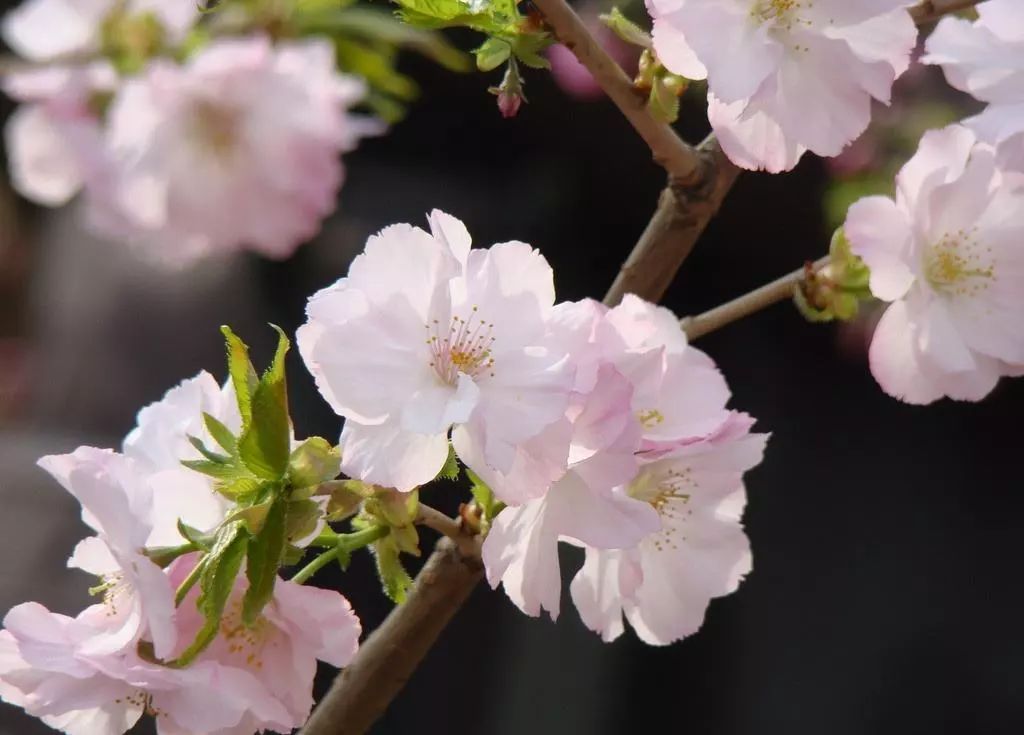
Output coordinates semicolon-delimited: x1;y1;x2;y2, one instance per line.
2;0;379;265
0;372;360;734
299;211;768;642
0;210;766;733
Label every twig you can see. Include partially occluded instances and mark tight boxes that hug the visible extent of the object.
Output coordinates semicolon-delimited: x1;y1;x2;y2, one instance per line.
681;256;829;341
604;135;739;306
416;503;480;557
909;0;985;24
300;538;483;735
530;0;702;185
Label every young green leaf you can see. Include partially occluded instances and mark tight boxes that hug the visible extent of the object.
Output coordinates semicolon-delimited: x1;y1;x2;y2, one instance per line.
242;499;287;626
238;326;292;480
173;523;248;667
220;326;258;428
203;412;238;455
181;459;249;482
187;435;232;465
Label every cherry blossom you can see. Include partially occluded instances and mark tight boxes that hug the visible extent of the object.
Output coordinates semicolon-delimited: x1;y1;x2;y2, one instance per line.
845;124;1024;404
571;414;767;644
0;562;360;735
2;63;115;206
298;210;574;492
2;0;198;63
647;0;917;172
923;0;1024;168
481;365;661;619
94;35;380;265
36;448;179;660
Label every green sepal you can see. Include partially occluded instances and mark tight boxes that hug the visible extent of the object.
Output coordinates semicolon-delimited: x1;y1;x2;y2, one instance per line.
177;519;217;551
467;468;504;522
371;534;414;603
225;499;274;535
435;443;461;482
242;499;287;626
324;480;371;521
599;7;652;48
285;499;323;544
237;326;292;481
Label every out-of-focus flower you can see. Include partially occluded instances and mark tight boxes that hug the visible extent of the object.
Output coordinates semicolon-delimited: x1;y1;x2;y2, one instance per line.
845;124;1024;404
93;35;380;265
2;0;198;63
548;8;633;100
571;414;767;644
298;210;573;493
647;0;917;172
923;0;1024;170
2;63;115;206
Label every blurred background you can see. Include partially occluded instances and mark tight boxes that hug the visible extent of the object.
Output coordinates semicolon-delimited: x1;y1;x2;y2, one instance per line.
0;9;1022;735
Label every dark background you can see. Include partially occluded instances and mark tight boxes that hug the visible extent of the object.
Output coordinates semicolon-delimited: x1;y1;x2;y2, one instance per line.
0;20;1022;735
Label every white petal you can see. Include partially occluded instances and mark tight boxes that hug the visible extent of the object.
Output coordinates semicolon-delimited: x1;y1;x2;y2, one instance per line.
844;195;916;301
339;420;449;492
4;105;84;206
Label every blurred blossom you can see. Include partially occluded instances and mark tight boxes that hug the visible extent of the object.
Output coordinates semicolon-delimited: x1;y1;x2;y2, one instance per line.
91;35;381;265
548;10;633;101
2;0;198;62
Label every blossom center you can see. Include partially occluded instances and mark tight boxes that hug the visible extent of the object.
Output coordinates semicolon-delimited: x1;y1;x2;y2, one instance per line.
426;306;496;385
189;99;243;158
750;0;811;31
627;467;695;552
89;573;129;618
923;228;994;297
637;409;665;429
221;600;272;671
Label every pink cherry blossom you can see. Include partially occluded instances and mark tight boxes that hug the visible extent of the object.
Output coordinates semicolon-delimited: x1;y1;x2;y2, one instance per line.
298;210;574;492
845;124;1024;404
571;414;767;644
36;448;179;660
2;0;198;62
2;63;115;206
923;0;1024;169
93;35;380;265
481;365;661;619
647;0;917;172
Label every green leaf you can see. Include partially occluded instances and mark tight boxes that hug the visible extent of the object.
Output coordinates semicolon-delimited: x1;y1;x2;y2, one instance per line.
648;76;681;123
436;443;461;481
221;326;258;429
181;459;250;482
187;435;232;464
372;535;413;603
177;520;217;551
288;437;341;489
225;500;274;535
173;523;248;666
392;0;517;35
203;412;238;455
237;326;292;480
295;6;471;71
510;33;552;70
475;37;511;72
243;499;287;626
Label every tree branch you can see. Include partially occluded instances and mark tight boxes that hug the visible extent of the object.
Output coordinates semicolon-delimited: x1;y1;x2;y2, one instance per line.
416;503;480;557
300;537;484;735
604;135;739;306
909;0;985;24
530;0;702;185
681;256;829;341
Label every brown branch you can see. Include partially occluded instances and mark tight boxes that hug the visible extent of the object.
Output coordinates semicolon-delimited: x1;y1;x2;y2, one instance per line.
604;135;739;306
530;0;702;185
681;256;829;341
910;0;985;24
415;503;480;557
300;537;484;735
